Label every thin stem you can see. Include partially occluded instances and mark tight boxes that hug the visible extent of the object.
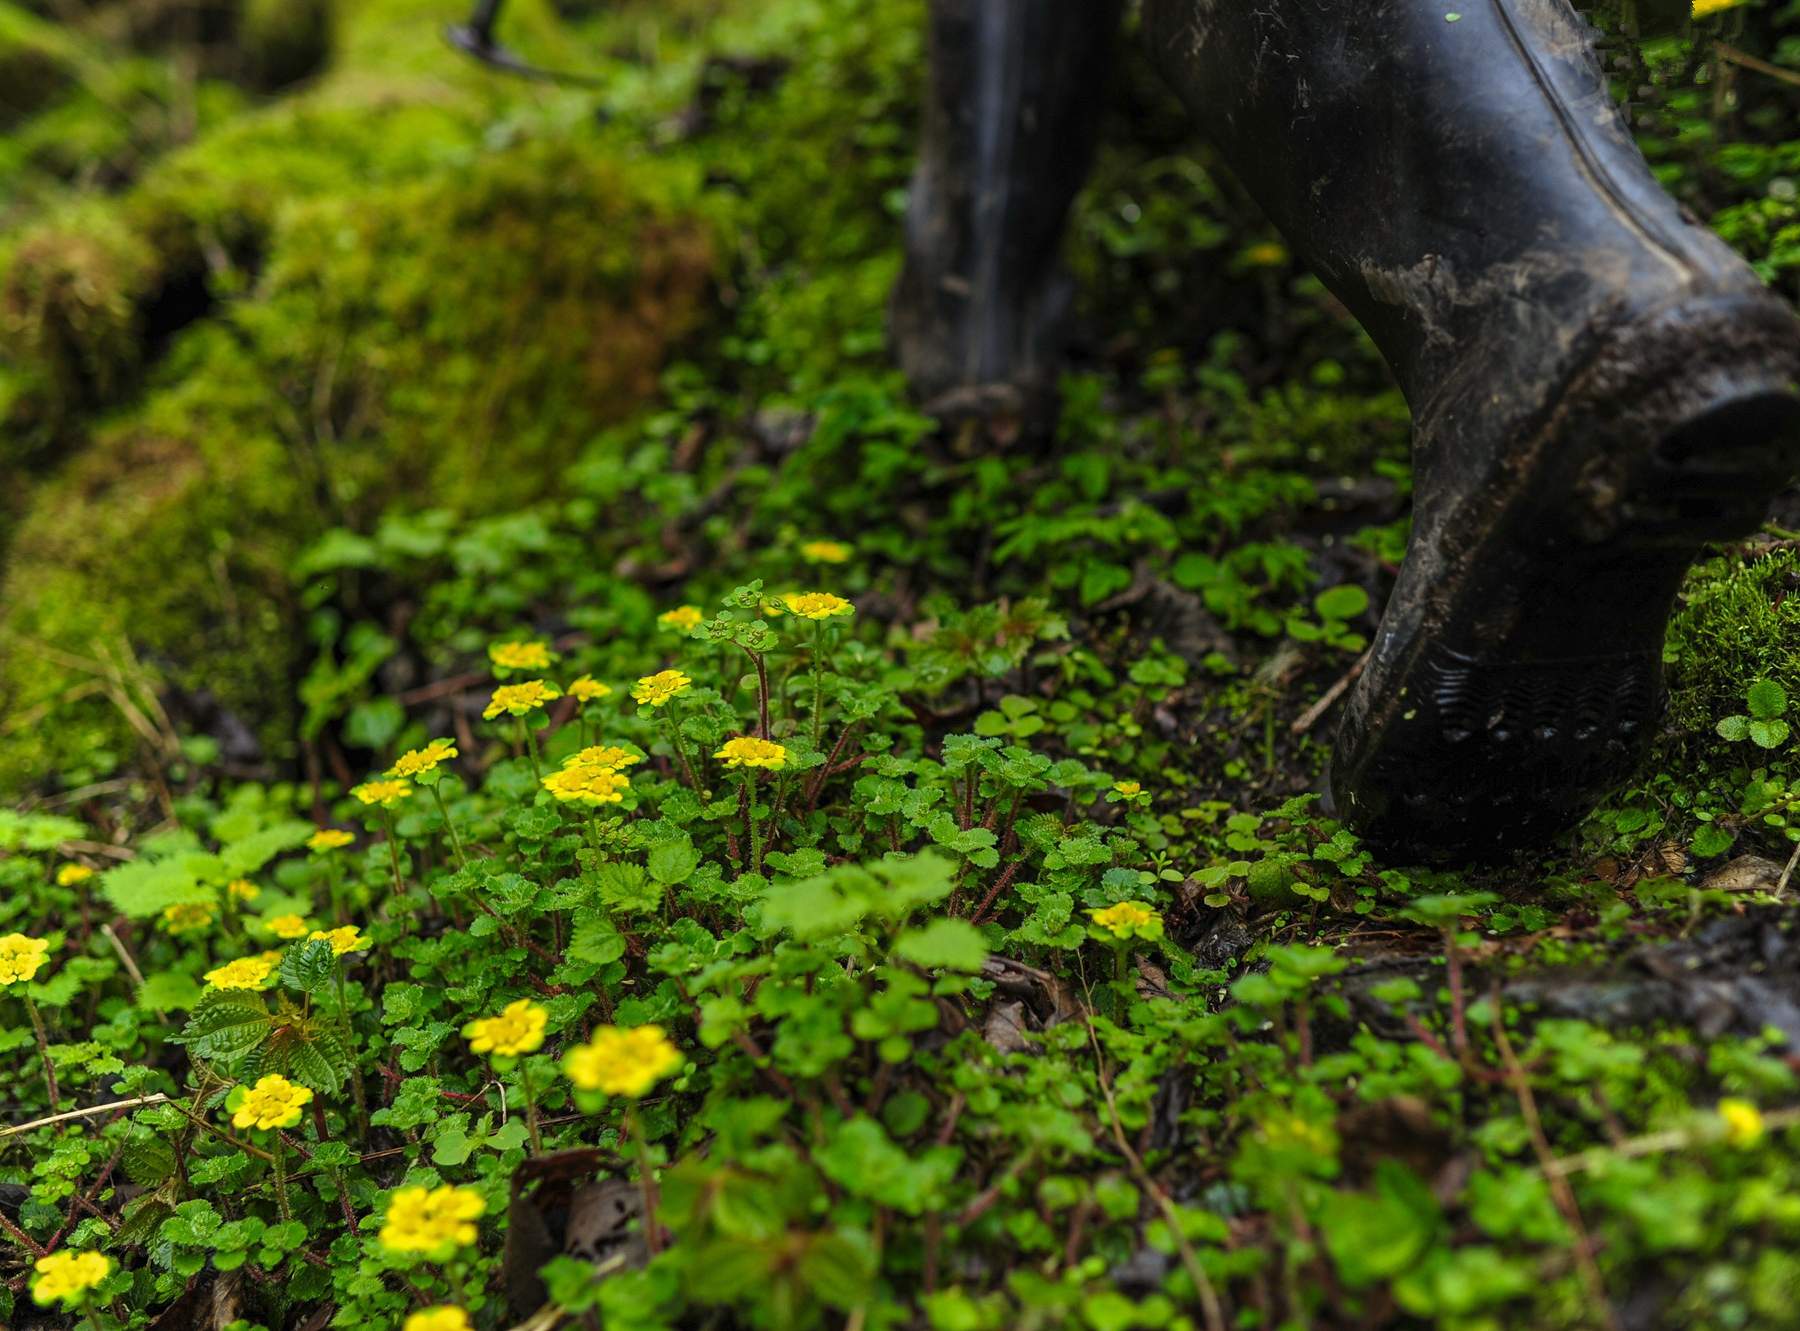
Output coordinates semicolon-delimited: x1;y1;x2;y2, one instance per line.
742;647;771;739
663;711;700;791
810;621;827;751
742;773;763;876
381;808;406;914
520;1061;543;1155
627;1104;662;1254
520;718;542;783
431;782;467;867
272;1134;292;1222
23;992;61;1115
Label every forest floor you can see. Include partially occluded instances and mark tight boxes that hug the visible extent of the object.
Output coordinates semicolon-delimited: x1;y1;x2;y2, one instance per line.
5;1;1800;1329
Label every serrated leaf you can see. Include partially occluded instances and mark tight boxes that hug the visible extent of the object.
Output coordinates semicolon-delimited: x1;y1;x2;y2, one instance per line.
279;939;337;995
101;857;215;919
1747;679;1788;720
1748;718;1791;750
894;919;988;973
178;994;276;1060
648;836;702;886
218;821;316;878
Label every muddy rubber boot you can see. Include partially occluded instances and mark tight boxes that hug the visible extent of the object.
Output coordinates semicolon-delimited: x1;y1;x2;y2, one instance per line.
1143;0;1800;858
891;0;1123;421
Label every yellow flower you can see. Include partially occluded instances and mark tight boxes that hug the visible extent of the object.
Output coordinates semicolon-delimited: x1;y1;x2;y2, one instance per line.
352;778;414;808
160;901;215;935
1112;780;1143;798
405;1308;474;1331
231;1074;314;1131
714;736;788;771
55;864;94;887
1720;1098;1765;1148
268;913;311;940
658;605;705;632
484;679;562;720
227;878;260;904
204;955;276;991
307;827;354;853
309;926;369;956
784;591;854;620
800;540;852;564
30;1249;112;1305
542;766;631;806
632;670;692;708
566;744;644;772
463;999;548;1058
1088;901;1164;941
390;739;458;779
564;1024;682;1098
568;676;612;703
760;594;791;618
0;934;52;986
489;640;555;671
1241;240;1288;267
1693;0;1743;17
379;1185;486;1253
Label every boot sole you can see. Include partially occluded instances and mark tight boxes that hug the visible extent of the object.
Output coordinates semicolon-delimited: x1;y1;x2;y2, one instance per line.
1332;295;1800;860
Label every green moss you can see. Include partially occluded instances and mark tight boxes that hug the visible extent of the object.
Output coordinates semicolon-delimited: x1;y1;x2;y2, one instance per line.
1664;545;1800;741
0;3;78;128
0;137;717;791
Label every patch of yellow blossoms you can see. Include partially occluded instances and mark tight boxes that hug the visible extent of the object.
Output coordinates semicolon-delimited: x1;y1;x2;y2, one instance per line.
405;1309;473;1331
268;913;311;940
714;737;789;770
352;778;413;808
309;926;369;956
55;864;93;887
784;592;854;620
390;739;458;779
1088;901;1164;941
0;934;51;985
307;828;354;853
484;680;561;719
488;640;554;671
632;670;691;707
542;766;631;806
204;955;277;991
379;1185;486;1253
31;1249;112;1305
658;605;704;632
231;1074;314;1131
800;540;852;563
1720;1098;1765;1147
463;999;548;1058
161;902;215;934
567;675;611;703
564;1024;682;1098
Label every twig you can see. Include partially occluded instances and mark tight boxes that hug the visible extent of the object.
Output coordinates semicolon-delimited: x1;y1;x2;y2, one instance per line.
1774;838;1800;900
1714;41;1800;89
101;925;146;989
1289;650;1369;736
0;1094;169;1139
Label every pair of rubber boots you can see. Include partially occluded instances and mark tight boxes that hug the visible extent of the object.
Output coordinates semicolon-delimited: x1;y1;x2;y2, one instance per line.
891;0;1800;861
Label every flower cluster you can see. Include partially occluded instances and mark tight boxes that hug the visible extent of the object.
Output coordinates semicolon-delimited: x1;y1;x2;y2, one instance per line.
568;675;611;703
31;1249;112;1306
800;540;851;563
542;765;631;806
390;738;458;779
715;736;789;770
1088;901;1164;941
161;901;215;934
632;670;692;708
0;934;50;986
567;744;643;771
564;1024;682;1097
489;640;555;671
307;827;354;853
309;926;369;956
1720;1098;1765;1147
484;679;562;719
463;999;548;1058
268;913;311;940
230;1074;314;1131
204;955;277;991
379;1184;486;1253
228;878;260;903
658;605;704;632
55;863;93;887
784;591;855;620
352;778;413;808
404;1308;473;1331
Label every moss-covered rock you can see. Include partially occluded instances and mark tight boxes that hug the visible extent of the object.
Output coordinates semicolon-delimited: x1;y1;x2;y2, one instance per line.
0;135;718;791
1665;545;1800;743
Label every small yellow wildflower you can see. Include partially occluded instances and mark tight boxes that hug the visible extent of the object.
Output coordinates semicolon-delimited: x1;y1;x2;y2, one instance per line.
0;934;51;986
463;999;549;1058
309;926;369;957
55;864;94;887
542;766;631;806
231;1074;314;1131
307;827;354;853
632;670;692;708
160;901;215;935
1720;1098;1765;1148
204;955;276;991
1088;901;1165;941
227;878;260;904
379;1185;486;1253
1693;0;1744;17
484;679;562;720
390;739;458;780
658;605;704;632
352;778;413;808
1241;241;1288;267
268;913;311;940
784;591;855;620
564;1024;683;1098
488;640;555;671
567;676;612;703
800;540;852;564
1112;780;1144;799
405;1308;473;1331
30;1250;112;1306
714;736;789;771
565;744;644;771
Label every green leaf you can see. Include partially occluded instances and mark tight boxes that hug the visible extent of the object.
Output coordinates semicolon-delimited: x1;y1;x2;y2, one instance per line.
893;919;989;973
218;821;315;878
1717;714;1751;742
101;857;215;920
648;836;702;886
1748;718;1791;750
178;993;276;1060
1747;679;1788;720
279;939;337;996
1690;823;1735;859
1314;584;1370;621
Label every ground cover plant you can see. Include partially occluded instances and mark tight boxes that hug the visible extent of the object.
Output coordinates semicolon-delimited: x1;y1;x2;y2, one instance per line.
5;0;1800;1328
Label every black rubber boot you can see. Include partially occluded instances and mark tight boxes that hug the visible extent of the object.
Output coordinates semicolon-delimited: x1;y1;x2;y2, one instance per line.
1144;0;1800;858
890;0;1123;419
